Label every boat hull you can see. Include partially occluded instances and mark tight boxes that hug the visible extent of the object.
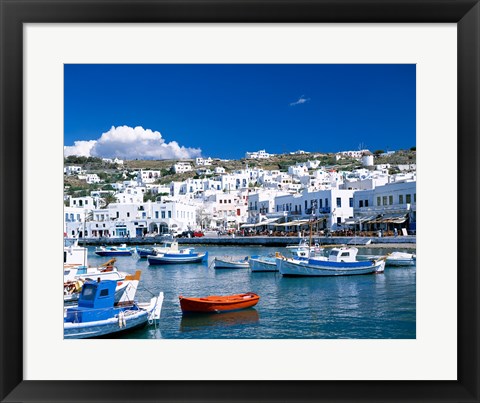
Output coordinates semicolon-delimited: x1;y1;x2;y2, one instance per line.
249;257;278;272
95;250;132;256
214;258;250;269
64;310;149;339
277;258;385;277
148;252;207;265
135;247;153;258
179;293;259;313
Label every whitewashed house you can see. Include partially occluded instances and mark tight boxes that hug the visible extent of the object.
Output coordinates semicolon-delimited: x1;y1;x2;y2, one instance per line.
172;162;193;174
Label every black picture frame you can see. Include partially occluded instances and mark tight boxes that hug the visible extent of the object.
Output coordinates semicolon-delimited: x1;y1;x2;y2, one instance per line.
1;1;479;402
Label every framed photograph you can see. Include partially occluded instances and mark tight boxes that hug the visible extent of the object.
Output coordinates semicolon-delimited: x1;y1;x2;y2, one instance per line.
1;0;479;402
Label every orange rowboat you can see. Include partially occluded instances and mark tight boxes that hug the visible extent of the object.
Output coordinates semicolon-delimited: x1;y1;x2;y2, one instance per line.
179;292;260;313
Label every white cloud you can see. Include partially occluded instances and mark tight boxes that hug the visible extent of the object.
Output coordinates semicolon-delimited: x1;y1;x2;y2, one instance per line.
289;95;310;106
64;126;202;160
64;140;96;157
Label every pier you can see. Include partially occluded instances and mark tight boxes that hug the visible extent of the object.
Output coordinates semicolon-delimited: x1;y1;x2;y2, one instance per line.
78;235;416;248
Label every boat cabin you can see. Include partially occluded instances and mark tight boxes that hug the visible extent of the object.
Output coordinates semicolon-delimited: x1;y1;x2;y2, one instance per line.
327;247;358;263
64;280;118;323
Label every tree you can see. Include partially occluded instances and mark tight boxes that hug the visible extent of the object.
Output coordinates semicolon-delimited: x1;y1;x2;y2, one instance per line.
410;146;416;151
102;193;117;208
373;150;385;156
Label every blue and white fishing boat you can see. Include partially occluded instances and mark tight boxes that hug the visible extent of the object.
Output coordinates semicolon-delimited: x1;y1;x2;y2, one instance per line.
64;279;163;339
147;248;208;265
277;246;386;277
95;244;133;257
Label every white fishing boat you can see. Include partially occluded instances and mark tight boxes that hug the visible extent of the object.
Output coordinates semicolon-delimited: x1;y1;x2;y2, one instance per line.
64;258;126;283
213;256;250;269
249;254;278;272
277;246;386;277
386;251;416;266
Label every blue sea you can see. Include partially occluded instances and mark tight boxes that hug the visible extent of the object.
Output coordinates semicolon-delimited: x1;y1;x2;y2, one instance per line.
86;245;416;339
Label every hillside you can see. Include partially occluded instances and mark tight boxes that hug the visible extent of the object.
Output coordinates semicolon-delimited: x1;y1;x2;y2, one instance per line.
64;149;416;197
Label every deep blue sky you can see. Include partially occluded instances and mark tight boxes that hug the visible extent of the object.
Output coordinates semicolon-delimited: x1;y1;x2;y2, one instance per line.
64;64;416;159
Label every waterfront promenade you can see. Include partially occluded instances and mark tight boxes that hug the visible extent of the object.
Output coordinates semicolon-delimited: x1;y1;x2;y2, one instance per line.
79;234;416;248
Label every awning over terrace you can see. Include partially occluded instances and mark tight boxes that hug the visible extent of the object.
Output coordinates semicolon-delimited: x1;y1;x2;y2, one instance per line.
370;214;408;224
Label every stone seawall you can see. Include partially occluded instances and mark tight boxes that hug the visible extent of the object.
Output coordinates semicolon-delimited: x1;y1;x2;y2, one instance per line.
81;235;416;248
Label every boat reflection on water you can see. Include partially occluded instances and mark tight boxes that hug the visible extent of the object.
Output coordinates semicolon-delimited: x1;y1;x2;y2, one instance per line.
180;308;259;333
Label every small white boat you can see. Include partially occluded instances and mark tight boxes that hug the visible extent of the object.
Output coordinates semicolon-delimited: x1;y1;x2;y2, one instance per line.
386;251;416;266
214;256;250;269
249;255;278;272
64;258;126;283
277;246;386;277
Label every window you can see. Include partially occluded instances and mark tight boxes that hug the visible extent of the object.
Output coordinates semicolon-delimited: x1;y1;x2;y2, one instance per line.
406;194;412;203
99;289;109;297
359;200;364;208
337;217;341;224
161;211;165;219
168;211;172;219
377;197;381;206
349;198;353;208
319;199;323;208
155;211;159;219
382;196;388;205
414;193;416;202
365;200;369;207
399;195;404;204
220;200;223;204
389;196;393;205
336;197;341;208
325;198;329;208
127;212;130;218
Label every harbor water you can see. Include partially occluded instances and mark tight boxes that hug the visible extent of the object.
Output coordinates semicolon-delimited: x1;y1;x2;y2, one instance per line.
86;245;416;339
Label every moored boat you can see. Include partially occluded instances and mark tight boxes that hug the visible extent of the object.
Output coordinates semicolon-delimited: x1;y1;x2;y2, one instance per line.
179;292;260;313
64;279;163;339
386;251;416;266
249;254;278;272
95;244;133;257
147;248;208;265
136;239;180;258
64;258;126;283
277;246;386;277
64;270;142;305
213;256;250;269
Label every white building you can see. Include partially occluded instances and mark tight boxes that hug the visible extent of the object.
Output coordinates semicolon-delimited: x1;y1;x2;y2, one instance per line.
85;174;101;184
245;149;273;159
137;169;161;184
115;186;145;204
172;162;193;174
274;188;355;231
352;180;417;233
195;157;213;166
77;200;198;238
69;196;96;209
336;149;371;160
64;165;83;176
